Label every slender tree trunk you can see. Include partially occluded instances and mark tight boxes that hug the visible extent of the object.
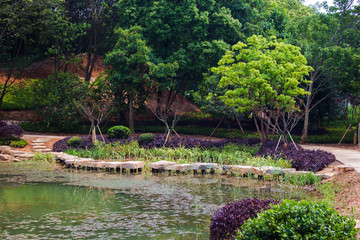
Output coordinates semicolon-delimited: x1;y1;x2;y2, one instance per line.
91;124;96;144
253;115;263;142
129;93;135;134
85;53;92;82
301;80;313;143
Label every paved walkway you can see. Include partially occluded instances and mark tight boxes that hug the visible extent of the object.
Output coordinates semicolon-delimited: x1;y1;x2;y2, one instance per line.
301;145;360;173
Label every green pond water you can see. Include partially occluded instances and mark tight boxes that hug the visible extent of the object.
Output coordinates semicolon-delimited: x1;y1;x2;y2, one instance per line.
0;164;316;239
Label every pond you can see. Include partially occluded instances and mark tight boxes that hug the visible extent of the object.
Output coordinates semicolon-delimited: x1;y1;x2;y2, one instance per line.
0;164;316;239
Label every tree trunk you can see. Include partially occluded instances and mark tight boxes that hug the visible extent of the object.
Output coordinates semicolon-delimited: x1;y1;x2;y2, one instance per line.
253;115;263;142
91;125;96;144
301;81;313;143
129;93;135;134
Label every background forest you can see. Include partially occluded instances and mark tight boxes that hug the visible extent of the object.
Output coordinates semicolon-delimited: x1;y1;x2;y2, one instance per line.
0;0;359;144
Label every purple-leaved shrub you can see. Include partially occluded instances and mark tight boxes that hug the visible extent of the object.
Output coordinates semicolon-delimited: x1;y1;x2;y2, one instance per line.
0;121;23;137
256;141;335;172
210;198;280;240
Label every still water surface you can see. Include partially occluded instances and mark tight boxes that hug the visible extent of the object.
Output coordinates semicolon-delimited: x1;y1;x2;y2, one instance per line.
0;164;316;239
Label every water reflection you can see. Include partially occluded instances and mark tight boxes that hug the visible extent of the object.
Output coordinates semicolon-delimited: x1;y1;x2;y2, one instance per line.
0;165;316;239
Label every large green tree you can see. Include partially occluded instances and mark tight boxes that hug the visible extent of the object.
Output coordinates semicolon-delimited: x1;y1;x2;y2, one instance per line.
288;0;360;142
212;35;312;142
117;0;243;96
105;26;152;133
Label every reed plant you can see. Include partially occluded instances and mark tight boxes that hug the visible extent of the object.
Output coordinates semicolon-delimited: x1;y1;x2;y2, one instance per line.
66;141;291;168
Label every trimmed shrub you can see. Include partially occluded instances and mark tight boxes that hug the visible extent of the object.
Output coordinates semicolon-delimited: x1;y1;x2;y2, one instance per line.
9;139;28;148
256;141;335;172
210;198;280;240
0;121;23;137
138;133;155;145
67;137;83;147
238;199;358;240
107;126;131;139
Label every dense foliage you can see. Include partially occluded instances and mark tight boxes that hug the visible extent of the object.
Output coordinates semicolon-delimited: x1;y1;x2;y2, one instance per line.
257;140;335;172
0;136;28;148
138;133;155;145
67;137;83;147
210;198;280;240
0;121;23;137
53;136;133;152
107;126;131;139
238;199;358;240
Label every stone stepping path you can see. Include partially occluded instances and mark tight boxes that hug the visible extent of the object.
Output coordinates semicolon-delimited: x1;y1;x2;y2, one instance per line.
50;153;335;179
30;138;52;153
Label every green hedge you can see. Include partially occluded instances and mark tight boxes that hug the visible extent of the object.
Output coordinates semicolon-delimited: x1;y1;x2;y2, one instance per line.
108;125;131;139
67;137;83;147
238;199;358;240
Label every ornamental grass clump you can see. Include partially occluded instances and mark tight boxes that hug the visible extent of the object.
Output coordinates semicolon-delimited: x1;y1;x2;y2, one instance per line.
210;198;280;240
238;199;358;240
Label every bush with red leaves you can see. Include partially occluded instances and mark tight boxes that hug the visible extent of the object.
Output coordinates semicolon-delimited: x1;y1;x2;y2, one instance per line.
209;198;280;240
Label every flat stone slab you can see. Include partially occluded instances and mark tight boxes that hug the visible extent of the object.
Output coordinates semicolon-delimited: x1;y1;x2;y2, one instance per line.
8;150;25;155
223;165;253;174
165;164;193;171
0;154;12;161
103;162;125;168
122;161;144;169
33;146;47;149
0;146;11;153
336;165;355;173
191;163;218;170
13;153;35;158
149;161;175;170
34;149;52;152
316;173;337;179
32;139;50;143
30;143;45;146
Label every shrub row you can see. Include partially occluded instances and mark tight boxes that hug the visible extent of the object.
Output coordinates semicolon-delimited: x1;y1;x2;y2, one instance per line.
256;141;335;172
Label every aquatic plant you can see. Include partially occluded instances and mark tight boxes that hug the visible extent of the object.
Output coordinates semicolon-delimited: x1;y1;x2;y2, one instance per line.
66;141;291;168
210;197;280;240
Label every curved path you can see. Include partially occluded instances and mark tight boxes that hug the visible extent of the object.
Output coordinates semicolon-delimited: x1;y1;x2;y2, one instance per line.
301;144;360;174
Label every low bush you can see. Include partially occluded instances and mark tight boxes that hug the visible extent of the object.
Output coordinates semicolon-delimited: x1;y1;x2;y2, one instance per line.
210;198;280;240
9;138;28;148
0;121;23;137
256;141;335;172
107;125;131;139
138;133;155;145
67;137;83;147
0;136;28;148
238;199;358;240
